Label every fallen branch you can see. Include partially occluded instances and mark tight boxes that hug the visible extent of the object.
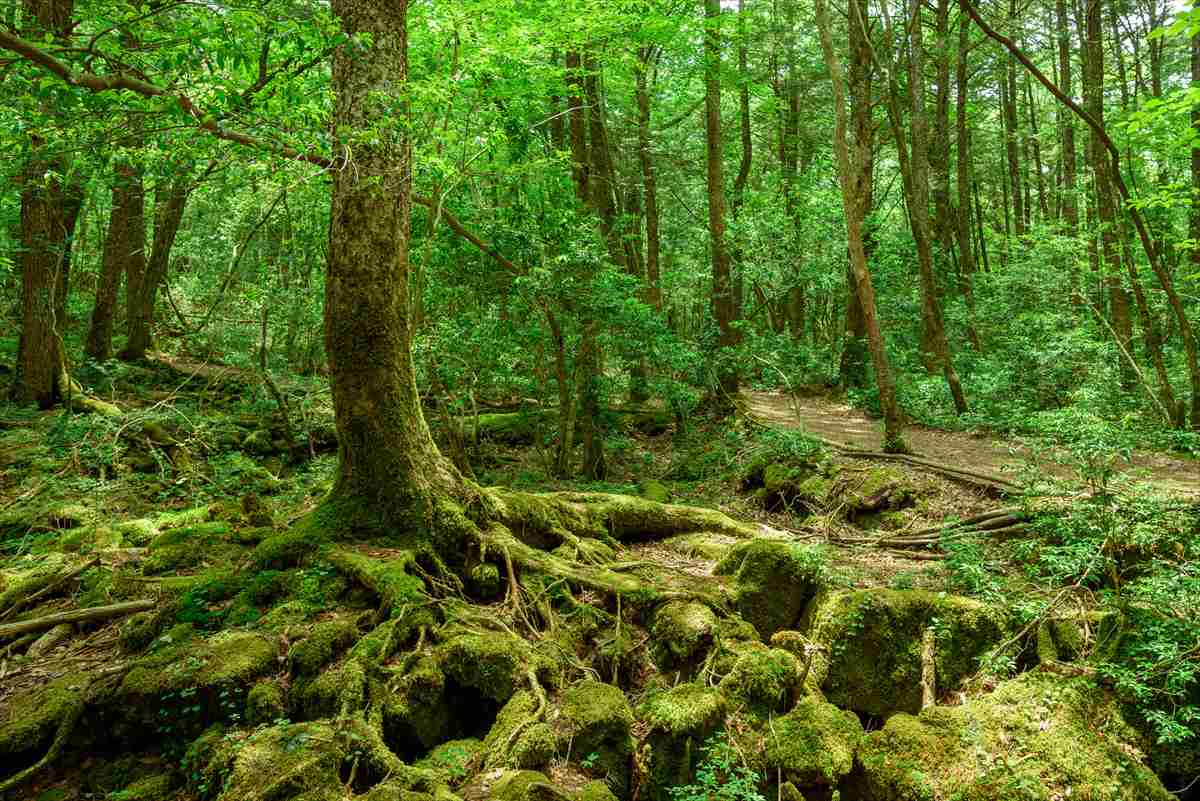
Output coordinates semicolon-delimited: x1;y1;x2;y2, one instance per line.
0;599;155;640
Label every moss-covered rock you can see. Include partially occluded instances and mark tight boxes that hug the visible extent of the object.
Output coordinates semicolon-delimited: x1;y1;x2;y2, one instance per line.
763;697;862;788
715;540;827;639
511;722;556;769
414;738;480;784
851;673;1171;801
289;618;358;677
481;690;538;768
718;645;800;715
246;681;286;725
558;681;634;794
437;626;550;705
107;773;175;801
637;683;726;801
488;770;556;801
649;601;716;673
801;588;1008;716
575;780;618;801
0;674;88;760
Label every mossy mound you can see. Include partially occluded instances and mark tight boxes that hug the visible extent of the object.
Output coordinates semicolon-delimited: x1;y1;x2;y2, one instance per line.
289;617;359;677
557;680;634;794
763;696;863;789
0;674;88;762
638;683;727;801
717;645;800;715
437;625;555;704
715;539;827;639
850;673;1171;801
801;588;1009;716
649;600;716;673
744;460;924;525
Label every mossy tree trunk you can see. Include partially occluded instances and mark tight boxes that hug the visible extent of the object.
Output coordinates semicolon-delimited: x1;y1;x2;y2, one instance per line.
321;0;466;538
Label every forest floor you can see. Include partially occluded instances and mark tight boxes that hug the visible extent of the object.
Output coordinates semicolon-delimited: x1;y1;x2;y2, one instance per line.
0;364;1195;801
744;389;1200;499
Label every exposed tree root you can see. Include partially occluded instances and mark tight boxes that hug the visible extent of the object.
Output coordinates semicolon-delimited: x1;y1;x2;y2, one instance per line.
0;599;155;640
0;689;84;793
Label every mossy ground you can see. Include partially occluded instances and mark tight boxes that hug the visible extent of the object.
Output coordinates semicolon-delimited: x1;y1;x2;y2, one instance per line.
0;380;1185;800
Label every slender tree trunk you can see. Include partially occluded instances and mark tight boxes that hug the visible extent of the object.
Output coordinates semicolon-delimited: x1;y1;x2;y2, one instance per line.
1024;78;1049;221
955;13;983;352
821;0;907;450
1002;17;1025;240
705;0;739;403
931;0;956;259
839;0;873;388
120;175;189;361
636;47;663;312
899;0;968;412
86;161;144;361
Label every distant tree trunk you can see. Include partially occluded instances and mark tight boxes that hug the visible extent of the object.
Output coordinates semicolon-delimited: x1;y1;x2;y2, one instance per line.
121;175;189;361
1056;0;1078;302
636;47;663;312
730;0;753;325
1081;0;1135;391
839;0;873;388
12;0;81;407
705;0;739;403
1024;78;1049;221
86;161;144;361
930;0;956;259
1002;18;1025;240
955;12;983;352
819;0;907;451
1192;27;1200;288
565;51;589;205
901;0;968;413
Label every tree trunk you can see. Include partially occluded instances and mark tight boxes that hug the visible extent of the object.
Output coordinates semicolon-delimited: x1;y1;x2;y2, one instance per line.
1002;18;1025;240
705;0;739;403
121;174;189;361
319;0;465;537
955;12;983;352
86;161;144;361
905;0;968;413
12;0;80;407
839;0;873;388
820;0;907;451
636;47;663;312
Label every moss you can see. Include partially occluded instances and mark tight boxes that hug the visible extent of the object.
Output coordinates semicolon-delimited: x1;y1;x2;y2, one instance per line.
559;681;634;792
327;549;428;621
415;738;481;783
482;691;538;767
852;673;1170;801
716;540;827;639
650;601;716;672
251;526;330;570
638;683;726;801
469;563;502;599
764;697;863;787
118;632;277;699
490;770;555;801
198;721;344;801
718;646;800;715
511;722;557;769
289;618;359;677
107;773;175;800
575;781;618;801
438;627;549;704
0;674;88;757
154;506;213;530
246;681;286;725
641;480;671;504
150;522;231;548
297;659;367;720
801;588;1008;717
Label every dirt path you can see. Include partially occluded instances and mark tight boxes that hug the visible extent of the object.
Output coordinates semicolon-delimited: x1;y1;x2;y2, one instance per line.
744;390;1200;499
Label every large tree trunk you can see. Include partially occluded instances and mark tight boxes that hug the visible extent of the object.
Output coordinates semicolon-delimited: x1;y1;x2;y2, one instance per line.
86;161;144;361
819;0;907;451
319;0;465;537
704;0;739;403
12;0;80;407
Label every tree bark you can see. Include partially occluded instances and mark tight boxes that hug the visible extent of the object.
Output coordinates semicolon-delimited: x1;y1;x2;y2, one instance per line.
839;0;873;388
955;12;983;352
636;47;662;312
705;0;739;402
120;174;189;361
319;0;465;536
86;161;144;361
821;0;907;451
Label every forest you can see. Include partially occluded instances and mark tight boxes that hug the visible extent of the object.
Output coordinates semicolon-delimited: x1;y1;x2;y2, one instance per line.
1;0;1200;799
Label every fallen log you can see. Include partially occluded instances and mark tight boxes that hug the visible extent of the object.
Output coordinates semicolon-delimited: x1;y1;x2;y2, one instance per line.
0;599;155;640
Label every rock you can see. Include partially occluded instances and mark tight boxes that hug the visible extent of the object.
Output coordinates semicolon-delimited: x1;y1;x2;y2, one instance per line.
511;722;556;769
557;680;634;795
638;683;726;801
649;601;716;673
715;540;827;639
764;697;863;788
851;673;1171;801
802;588;1009;717
289;618;359;677
246;681;286;725
717;645;800;715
